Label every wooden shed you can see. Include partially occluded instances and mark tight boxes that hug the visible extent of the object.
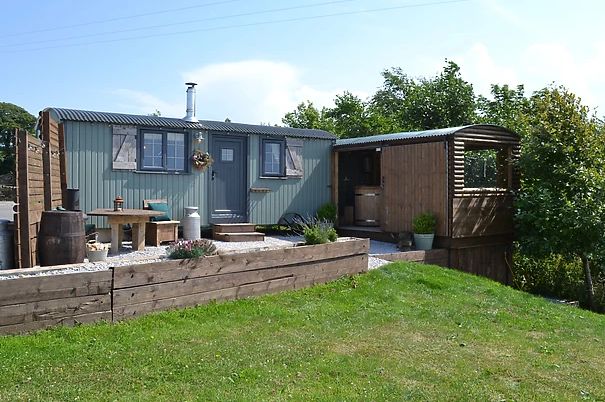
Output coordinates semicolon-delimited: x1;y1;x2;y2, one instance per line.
333;124;520;283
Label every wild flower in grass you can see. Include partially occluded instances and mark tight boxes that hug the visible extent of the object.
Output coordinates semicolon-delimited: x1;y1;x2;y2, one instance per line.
167;239;217;259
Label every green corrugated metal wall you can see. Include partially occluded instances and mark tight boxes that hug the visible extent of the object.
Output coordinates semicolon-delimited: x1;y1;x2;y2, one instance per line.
248;136;332;223
64;121;332;228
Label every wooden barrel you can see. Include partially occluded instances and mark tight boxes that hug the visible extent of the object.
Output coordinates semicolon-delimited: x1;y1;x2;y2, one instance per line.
354;185;381;226
38;211;86;266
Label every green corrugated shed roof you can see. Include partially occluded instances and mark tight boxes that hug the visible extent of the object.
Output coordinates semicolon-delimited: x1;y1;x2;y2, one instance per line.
47;107;336;140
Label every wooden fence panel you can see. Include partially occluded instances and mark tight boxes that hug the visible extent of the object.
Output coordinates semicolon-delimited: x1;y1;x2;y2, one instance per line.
13;112;67;268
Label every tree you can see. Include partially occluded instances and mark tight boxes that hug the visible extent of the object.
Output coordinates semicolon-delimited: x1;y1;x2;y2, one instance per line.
283;61;478;138
371;60;477;131
282;101;334;133
516;87;605;310
477;84;530;134
0;102;36;174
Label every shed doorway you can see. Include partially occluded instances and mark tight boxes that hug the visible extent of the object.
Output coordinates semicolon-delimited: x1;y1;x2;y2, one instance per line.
337;148;382;228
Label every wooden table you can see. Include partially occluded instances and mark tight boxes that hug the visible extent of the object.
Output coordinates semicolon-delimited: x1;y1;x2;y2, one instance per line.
87;209;164;254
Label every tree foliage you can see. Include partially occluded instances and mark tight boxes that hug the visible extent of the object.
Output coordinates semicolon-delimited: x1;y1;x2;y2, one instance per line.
0;102;36;174
476;84;530;134
282;101;334;133
282;60;477;138
371;60;476;131
516;87;605;309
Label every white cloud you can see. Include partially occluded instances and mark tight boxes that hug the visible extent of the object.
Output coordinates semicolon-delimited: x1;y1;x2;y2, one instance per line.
455;42;605;112
110;88;183;118
456;43;520;96
521;42;605;108
111;60;365;124
182;60;366;124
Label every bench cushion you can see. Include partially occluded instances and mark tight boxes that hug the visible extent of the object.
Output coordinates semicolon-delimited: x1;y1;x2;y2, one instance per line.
147;202;171;221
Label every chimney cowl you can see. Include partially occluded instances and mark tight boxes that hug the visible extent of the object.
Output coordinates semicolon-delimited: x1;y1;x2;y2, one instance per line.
183;82;198;122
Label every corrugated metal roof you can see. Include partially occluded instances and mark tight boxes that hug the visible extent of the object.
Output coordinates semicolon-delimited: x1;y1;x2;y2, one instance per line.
334;126;467;148
47;107;336;140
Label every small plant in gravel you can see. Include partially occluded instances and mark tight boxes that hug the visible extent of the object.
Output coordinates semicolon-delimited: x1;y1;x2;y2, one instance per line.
301;219;338;245
167;239;217;259
316;202;337;222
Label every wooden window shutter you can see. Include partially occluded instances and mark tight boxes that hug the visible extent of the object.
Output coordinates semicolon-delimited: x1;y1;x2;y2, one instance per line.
112;125;137;170
285;138;303;177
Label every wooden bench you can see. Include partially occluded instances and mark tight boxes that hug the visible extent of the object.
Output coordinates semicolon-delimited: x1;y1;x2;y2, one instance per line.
143;199;180;246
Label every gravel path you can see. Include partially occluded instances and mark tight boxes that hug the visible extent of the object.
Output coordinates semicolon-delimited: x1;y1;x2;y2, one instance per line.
0;236;397;279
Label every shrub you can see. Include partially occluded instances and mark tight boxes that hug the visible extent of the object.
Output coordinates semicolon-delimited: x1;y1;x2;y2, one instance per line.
512;252;605;312
412;212;436;234
512;252;584;301
167;239;217;259
316;202;337;222
302;219;338;245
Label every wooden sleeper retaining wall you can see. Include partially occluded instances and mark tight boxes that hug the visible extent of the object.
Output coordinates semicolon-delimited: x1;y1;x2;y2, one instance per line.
0;270;112;335
112;238;369;321
0;238;369;334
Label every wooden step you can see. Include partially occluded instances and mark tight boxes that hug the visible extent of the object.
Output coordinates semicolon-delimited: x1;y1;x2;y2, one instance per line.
212;223;256;234
213;232;265;242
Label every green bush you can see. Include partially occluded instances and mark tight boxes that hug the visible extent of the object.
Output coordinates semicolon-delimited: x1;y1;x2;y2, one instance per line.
302;220;338;245
513;252;605;312
316;202;337;222
167;239;217;259
512;252;584;300
412;212;436;234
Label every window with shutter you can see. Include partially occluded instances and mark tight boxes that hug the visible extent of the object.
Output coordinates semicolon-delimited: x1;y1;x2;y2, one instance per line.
112;125;137;170
285;138;303;177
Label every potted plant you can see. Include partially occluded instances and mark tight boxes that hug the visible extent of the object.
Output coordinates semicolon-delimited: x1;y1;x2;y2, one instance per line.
86;241;109;262
412;212;436;250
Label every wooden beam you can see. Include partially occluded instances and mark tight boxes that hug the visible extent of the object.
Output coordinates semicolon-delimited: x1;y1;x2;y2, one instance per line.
16;130;31;268
58;123;68;205
331;150;338;216
42;111;52;210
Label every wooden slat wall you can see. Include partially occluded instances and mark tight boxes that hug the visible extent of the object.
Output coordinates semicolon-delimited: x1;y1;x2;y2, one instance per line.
451;127;520;198
451;195;514;238
112;239;369;321
450;243;512;284
446;126;519;284
381;141;448;236
0;270;112;335
14;113;67;268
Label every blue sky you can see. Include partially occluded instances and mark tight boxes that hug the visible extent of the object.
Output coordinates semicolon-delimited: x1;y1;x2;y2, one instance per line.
1;0;604;124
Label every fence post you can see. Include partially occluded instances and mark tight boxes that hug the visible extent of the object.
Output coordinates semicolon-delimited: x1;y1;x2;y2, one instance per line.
16;129;32;268
41;111;52;211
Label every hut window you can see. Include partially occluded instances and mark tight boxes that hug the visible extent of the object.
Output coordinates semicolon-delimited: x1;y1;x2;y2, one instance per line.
166;133;185;170
261;138;285;177
464;145;510;189
141;131;187;172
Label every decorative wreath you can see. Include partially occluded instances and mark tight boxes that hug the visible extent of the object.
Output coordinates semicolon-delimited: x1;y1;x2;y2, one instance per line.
191;150;213;172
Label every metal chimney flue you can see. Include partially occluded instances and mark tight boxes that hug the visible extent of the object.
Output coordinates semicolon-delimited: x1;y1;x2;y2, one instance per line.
183;82;198;122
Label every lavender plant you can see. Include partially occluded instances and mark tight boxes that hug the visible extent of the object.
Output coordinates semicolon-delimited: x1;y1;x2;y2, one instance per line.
167;239;217;259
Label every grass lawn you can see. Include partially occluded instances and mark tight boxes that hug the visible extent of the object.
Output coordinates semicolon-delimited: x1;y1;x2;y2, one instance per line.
0;262;604;401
